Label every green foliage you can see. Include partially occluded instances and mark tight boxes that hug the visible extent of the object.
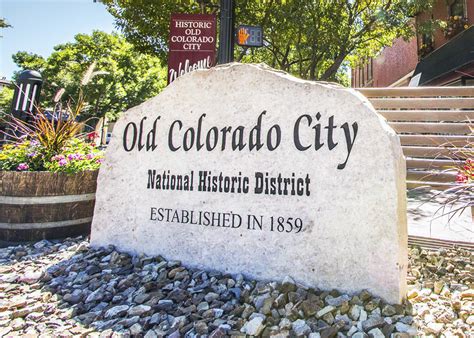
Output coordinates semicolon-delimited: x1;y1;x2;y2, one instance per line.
0;18;11;37
12;52;47;72
0;87;14;116
0;18;10;29
102;0;435;83
0;138;103;173
12;31;166;121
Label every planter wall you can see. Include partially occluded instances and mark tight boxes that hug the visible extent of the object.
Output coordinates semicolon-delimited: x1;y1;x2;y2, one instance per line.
0;170;98;242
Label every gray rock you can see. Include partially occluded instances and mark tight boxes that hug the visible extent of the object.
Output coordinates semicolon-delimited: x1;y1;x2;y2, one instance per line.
197;301;210;311
279;318;292;330
242;317;265;336
63;293;82;304
292;319;311;337
195;321;208;335
105;305;129;318
301;299;320;317
128;304;151;317
390;333;410;338
394;322;416;335
209;327;227;338
316;306;335;318
249;312;266;321
144;330;158;338
347;326;358;336
362;316;385;332
368;328;384;338
130;323;143;335
281;276;297;293
85;289;104;303
382;305;397;317
149;313;162;325
204;292;219;302
309;333;321;338
156;299;174;311
352;333;368;338
350;305;362;320
326;294;351;307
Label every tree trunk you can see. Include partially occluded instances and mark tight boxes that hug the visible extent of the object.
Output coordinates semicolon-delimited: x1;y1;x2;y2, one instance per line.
320;54;346;81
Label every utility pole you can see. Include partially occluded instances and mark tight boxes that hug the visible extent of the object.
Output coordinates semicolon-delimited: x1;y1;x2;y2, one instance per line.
217;0;235;64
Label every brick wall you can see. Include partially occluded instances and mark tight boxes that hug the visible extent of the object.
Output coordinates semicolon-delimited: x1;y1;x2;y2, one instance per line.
352;37;418;87
351;0;473;88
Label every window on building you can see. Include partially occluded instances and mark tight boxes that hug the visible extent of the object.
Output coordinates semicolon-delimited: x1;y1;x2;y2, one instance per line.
448;0;465;17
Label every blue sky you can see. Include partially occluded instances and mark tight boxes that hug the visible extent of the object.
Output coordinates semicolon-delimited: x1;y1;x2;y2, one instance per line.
1;0;117;80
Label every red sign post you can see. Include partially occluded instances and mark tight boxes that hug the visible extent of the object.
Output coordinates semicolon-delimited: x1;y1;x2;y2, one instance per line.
168;13;217;84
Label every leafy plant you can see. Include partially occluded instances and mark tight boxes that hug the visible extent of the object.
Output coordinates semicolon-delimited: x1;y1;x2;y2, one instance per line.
0;86;14;117
429;138;473;222
444;16;470;39
0;138;103;173
0;64;104;173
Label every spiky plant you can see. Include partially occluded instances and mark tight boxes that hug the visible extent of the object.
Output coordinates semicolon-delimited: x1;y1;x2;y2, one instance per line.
1;62;104;157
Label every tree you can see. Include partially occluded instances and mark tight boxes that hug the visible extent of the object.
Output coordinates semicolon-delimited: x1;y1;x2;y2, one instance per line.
102;0;434;82
0;18;11;37
0;87;14;117
12;31;166;121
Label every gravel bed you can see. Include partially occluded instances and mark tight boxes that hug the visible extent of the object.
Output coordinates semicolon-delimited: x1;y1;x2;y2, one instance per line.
0;237;472;337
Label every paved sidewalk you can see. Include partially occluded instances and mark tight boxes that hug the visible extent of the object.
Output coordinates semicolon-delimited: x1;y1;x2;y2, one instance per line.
407;189;473;243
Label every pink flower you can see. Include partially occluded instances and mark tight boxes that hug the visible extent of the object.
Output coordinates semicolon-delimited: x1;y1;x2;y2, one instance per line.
67;153;84;161
17;163;29;171
52;155;65;161
456;172;468;184
86;153;95;160
87;132;98;141
58;159;68;167
95;158;103;164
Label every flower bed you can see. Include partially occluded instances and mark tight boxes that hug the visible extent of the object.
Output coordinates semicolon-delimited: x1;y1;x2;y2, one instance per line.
0;69;104;242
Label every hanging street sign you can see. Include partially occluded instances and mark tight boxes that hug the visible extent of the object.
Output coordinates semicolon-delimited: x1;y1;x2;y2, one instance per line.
236;25;263;47
168;13;217;84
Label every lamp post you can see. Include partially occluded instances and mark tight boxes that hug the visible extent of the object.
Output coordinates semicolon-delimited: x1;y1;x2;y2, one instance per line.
11;70;43;121
217;0;235;64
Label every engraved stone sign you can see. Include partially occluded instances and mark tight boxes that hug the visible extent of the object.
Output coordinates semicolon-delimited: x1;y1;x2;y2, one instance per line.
91;63;407;304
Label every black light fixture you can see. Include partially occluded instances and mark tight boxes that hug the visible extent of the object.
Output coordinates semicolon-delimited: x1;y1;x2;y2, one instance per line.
11;70;43;120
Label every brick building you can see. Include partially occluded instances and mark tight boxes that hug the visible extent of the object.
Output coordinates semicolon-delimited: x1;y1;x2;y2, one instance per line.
352;0;474;87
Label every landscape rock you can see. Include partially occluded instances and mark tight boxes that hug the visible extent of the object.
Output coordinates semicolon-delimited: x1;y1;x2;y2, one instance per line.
292;319;311;336
0;236;470;337
241;317;265;336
